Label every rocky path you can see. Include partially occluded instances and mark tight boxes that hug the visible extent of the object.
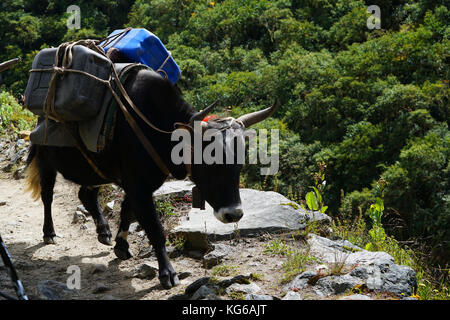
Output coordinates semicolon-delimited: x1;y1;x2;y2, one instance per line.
0;137;418;300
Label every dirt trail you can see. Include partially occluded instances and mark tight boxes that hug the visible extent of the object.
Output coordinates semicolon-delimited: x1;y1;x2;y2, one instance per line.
0;172;295;300
0;174;188;300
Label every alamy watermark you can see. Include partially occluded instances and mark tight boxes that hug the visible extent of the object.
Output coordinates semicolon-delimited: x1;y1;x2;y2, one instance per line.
66;265;81;290
67;5;81;30
367;5;381;30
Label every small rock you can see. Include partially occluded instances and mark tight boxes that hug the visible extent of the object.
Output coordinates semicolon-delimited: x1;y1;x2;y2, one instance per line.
282;291;302;300
129;222;141;234
339;294;372;300
187;250;203;260
203;244;233;268
16;139;25;148
219;275;251;288
226;282;261;295
80;223;88;230
106;201;115;212
190;285;220;300
168;294;190;300
92;283;111;294
167;246;181;259
72;211;87;224
92;264;107;274
138;246;153;259
37;280;74;300
137;231;146;237
284;270;317;291
185;277;211;295
245;294;274;300
178;272;192;280
77;205;89;215
0;201;6;206
133;262;158;279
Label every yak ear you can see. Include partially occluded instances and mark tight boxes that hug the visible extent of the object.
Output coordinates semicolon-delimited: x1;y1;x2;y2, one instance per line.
189;100;219;126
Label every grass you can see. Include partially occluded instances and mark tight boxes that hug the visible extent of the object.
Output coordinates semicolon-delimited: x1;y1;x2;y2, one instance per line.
263;239;294;256
281;250;320;283
0;91;36;134
211;264;239;277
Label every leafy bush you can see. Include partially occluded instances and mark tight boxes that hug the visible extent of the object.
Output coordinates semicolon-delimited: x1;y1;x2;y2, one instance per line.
0;91;36;133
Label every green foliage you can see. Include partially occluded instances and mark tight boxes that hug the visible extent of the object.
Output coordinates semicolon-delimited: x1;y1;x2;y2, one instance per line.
0;91;36;133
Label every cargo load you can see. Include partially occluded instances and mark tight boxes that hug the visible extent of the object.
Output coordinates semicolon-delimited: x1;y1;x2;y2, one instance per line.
24;44;113;122
102;28;181;84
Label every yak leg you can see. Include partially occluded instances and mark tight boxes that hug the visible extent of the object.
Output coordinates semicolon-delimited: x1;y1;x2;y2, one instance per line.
114;195;134;260
127;189;179;289
78;186;112;246
40;165;57;244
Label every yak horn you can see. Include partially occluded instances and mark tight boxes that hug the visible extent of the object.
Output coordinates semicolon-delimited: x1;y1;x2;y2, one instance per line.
190;100;219;126
237;100;278;128
0;57;21;73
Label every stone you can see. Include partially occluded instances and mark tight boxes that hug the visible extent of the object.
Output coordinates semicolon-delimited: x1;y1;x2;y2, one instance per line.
105;201;115;212
166;246;181;259
226;282;261;295
203;244;234;268
187;250;203;260
77;205;89;215
283;235;417;298
282;291;302;300
245;294;274;300
339;294;372;300
284;271;317;291
307;234;394;266
218;275;251;288
128;222;141;234
92;283;111;294
138;246;153;259
133;262;158;279
185;277;211;295
154;180;194;199
37;280;74;300
92;264;107;274
178;272;192;280
313;274;362;297
173;189;331;248
190;285;220;300
72;211;87;224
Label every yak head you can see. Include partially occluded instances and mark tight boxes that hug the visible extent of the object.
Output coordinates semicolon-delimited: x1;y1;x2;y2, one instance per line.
173;101;277;224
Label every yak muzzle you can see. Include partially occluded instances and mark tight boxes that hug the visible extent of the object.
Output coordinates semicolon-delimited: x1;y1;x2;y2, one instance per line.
213;204;244;223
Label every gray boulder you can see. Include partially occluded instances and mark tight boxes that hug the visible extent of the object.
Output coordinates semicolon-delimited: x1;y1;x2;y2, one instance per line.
285;234;417;297
173;189;331;248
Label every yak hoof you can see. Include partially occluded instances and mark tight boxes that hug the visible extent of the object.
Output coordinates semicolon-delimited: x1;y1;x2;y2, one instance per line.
114;246;133;260
98;234;113;246
43;236;57;245
159;272;179;289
